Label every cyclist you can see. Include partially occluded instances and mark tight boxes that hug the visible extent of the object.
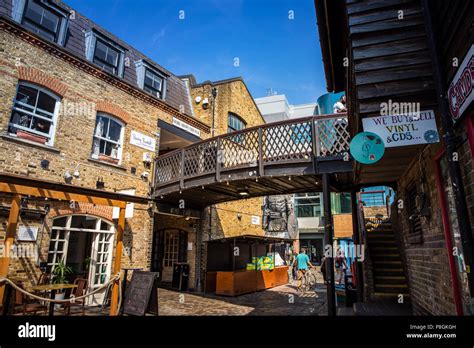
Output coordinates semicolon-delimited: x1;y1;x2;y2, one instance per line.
292;247;314;291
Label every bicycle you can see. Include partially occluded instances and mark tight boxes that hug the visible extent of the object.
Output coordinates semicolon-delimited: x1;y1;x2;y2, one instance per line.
297;267;317;292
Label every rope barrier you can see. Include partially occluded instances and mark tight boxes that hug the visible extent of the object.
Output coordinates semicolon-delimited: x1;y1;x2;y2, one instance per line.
0;273;121;304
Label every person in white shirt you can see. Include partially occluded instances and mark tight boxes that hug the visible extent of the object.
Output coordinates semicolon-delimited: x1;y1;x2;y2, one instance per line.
333;95;347;113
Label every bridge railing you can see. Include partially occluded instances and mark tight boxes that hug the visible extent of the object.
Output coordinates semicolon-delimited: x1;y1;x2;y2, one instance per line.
155;114;349;186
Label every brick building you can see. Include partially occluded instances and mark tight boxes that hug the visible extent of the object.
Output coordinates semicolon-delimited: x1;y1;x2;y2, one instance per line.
152;76;266;290
0;0;265;305
315;0;473;315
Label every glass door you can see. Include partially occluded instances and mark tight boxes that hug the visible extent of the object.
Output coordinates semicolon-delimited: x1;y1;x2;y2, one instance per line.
87;222;114;306
47;217;71;274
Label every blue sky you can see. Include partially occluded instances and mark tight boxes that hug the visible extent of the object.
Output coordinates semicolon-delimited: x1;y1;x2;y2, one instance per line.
66;0;327;105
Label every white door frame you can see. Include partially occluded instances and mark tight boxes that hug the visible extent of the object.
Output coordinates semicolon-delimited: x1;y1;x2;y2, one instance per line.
49;215;115;306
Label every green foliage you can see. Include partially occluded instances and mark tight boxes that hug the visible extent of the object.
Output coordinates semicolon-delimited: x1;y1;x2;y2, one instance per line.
52;260;73;284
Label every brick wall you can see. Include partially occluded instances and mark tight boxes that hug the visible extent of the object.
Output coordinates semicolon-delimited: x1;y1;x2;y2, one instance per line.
189;79;266;240
395;143;457;315
0;28;177;287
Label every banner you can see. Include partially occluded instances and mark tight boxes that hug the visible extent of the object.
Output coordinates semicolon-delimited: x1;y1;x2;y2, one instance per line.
362;110;439;148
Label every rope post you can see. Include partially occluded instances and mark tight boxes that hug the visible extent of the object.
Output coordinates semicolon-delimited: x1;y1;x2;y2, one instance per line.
0;194;21;305
110;206;125;316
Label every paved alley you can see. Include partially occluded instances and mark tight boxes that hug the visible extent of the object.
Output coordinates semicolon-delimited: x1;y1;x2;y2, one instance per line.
158;280;328;316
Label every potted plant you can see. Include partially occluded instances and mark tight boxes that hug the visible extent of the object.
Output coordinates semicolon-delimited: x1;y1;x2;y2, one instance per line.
52;260;73;308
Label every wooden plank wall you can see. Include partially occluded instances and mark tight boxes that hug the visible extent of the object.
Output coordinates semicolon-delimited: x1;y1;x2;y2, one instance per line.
345;0;438;184
431;0;474;85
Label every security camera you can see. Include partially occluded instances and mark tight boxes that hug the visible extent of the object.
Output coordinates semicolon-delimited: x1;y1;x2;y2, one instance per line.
64;171;72;180
202;98;209;109
141;171;150;179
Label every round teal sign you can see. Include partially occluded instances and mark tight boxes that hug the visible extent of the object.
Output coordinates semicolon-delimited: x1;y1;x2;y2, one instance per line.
350;132;385;164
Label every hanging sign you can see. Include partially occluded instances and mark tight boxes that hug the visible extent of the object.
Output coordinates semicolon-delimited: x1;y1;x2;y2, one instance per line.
448;44;474;122
362;110;439;148
349;132;385;164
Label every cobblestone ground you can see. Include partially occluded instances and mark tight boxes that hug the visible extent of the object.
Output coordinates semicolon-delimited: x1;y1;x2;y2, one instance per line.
158;273;327;316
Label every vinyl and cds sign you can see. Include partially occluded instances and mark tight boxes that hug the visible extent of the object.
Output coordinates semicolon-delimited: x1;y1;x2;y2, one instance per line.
362;110;439;148
448;44;474;122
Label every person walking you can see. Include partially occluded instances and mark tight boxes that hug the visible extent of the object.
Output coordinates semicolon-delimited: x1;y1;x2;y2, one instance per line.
292;247;314;291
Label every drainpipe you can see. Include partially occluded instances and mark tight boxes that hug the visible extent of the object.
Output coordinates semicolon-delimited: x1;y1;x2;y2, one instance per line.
211;87;218;137
421;0;474;300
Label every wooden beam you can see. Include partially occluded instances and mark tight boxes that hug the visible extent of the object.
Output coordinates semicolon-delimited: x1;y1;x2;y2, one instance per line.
0;183;127;208
110;207;125;316
0;194;21;305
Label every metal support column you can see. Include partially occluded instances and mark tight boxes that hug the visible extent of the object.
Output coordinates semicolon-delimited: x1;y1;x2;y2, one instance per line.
322;173;336;316
351;190;364;302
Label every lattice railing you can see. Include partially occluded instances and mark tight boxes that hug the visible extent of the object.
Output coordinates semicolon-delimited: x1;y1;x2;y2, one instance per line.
154;114;349;186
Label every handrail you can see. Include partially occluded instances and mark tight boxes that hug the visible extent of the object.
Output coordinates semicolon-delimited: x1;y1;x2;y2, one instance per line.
154;114;350;187
157;113;347;160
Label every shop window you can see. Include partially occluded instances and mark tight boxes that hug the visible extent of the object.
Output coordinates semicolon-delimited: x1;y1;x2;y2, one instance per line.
91;113;124;165
8;82;61;146
85;30;125;77
406;185;423;244
15;0;69;45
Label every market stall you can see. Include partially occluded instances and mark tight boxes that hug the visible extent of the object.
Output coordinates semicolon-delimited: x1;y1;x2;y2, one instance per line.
205;235;292;296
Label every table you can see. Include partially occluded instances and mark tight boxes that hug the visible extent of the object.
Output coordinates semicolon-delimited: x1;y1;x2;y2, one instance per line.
31;283;78;316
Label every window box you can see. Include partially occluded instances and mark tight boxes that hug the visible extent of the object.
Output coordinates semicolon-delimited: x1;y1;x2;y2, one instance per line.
16;130;47;144
98;154;119;165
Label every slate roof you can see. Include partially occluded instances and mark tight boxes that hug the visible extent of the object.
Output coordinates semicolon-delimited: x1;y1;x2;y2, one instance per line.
0;0;193;116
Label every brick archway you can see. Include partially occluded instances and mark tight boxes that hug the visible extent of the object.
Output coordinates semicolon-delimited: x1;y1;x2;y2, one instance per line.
95;101;130;124
48;202;114;222
17;67;68;97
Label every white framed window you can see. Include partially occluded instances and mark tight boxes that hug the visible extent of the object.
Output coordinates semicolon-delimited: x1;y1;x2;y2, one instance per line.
91;113;125;164
135;60;167;99
13;0;69;45
8;82;61;146
85;30;125;77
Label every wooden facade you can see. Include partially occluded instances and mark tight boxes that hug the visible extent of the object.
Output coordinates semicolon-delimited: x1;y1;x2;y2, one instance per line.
316;0;438;185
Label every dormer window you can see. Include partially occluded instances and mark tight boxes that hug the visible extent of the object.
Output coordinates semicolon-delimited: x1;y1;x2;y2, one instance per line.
14;0;69;45
144;69;164;98
85;30;125;77
135;60;167;99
